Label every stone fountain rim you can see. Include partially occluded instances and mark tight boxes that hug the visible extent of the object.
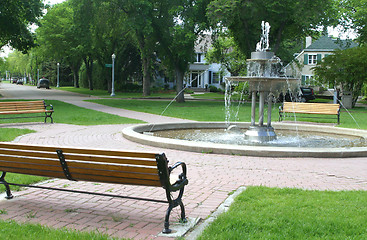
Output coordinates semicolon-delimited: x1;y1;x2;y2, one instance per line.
122;122;367;158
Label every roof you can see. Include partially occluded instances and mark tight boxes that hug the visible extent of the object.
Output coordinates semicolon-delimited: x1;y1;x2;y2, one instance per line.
305;35;358;52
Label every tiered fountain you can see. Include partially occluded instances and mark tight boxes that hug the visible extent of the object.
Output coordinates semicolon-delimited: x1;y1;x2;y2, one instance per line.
226;21;298;142
122;22;367;158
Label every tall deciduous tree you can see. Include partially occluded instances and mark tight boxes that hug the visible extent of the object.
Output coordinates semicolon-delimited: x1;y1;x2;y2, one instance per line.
340;0;367;44
0;0;44;52
36;2;82;88
154;0;212;103
71;0;95;90
207;0;339;58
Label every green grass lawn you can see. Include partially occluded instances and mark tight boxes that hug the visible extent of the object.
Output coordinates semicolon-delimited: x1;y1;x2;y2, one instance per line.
88;99;364;129
0;128;35;142
0;220;121;240
58;86;178;99
0;100;144;125
198;186;367;239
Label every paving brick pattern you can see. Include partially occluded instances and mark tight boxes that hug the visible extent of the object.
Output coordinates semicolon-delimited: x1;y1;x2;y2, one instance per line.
0;85;366;239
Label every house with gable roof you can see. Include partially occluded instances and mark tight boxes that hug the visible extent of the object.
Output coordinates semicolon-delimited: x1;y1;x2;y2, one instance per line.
285;35;358;88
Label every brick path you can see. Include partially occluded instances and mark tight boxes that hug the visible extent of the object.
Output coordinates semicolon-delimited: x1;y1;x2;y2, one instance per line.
0;86;366;239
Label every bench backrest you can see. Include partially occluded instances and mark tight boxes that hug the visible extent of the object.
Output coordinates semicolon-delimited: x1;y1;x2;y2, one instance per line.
282;102;340;115
0;142;166;187
0;101;46;112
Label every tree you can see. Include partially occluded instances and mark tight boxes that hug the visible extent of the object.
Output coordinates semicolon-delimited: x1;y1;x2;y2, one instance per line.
340;0;367;44
154;0;212;103
313;46;367;107
205;34;247;76
0;0;44;53
71;0;95;90
36;2;83;88
207;0;340;59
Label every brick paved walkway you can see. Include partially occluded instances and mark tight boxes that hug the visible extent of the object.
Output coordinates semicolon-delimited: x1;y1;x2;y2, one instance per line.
0;89;366;239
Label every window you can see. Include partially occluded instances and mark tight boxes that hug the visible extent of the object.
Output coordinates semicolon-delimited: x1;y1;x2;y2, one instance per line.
302;75;315;86
197;53;202;63
308;54;317;65
212;72;221;84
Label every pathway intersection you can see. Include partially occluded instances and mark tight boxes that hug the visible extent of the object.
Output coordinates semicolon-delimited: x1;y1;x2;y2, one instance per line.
0;83;367;239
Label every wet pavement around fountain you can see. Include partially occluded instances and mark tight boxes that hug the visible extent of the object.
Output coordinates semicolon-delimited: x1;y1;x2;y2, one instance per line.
0;83;367;239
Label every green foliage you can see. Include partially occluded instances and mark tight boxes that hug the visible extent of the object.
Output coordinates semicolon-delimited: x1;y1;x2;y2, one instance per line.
205;34;247;76
207;0;340;59
340;0;367;44
198;186;367;240
0;0;44;52
313;46;367;107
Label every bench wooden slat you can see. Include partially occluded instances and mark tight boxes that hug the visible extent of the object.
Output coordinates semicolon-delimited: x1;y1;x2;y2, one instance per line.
0;160;63;173
0;166;65;178
71;173;162;186
0;142;158;162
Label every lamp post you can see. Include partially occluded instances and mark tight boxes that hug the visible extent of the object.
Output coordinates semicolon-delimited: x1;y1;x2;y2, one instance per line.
57;63;60;87
111;53;116;97
37;69;39;85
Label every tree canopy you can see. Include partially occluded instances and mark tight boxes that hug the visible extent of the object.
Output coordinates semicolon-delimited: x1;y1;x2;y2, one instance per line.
207;0;340;59
0;0;44;53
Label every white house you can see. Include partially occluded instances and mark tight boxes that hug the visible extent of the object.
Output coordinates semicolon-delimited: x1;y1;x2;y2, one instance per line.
184;34;230;91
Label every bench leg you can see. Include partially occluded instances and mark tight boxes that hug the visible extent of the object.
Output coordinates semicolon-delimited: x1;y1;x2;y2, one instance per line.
45;113;53;123
0;172;13;199
163;189;187;234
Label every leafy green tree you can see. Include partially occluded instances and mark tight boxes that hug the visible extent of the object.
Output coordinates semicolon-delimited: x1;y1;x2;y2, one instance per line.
36;2;82;87
340;0;367;44
313;46;367;107
207;0;339;58
0;0;44;52
71;0;95;90
205;34;247;76
154;0;212;103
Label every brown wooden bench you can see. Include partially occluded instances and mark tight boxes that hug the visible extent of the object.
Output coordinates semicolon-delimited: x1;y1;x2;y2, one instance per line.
279;102;340;124
0;100;54;123
0;142;188;233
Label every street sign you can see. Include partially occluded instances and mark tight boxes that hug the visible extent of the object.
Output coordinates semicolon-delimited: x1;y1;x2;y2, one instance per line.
105;64;112;68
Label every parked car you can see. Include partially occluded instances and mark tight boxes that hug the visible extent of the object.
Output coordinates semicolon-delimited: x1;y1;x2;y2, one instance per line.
11;78;18;84
279;87;315;102
16;79;23;85
37;78;50;89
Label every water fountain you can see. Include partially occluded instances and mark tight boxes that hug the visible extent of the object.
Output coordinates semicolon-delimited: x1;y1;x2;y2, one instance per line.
226;21;298;142
122;22;367;158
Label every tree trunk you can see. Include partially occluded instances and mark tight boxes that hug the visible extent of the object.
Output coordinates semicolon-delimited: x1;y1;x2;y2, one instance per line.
70;66;80;88
83;56;93;90
142;56;151;96
175;66;185;103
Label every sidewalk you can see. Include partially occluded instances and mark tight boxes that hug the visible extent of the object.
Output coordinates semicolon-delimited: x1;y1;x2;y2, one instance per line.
0;87;367;239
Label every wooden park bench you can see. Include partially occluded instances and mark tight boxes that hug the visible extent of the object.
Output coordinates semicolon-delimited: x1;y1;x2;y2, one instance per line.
0;100;54;123
0;142;188;233
279;102;341;124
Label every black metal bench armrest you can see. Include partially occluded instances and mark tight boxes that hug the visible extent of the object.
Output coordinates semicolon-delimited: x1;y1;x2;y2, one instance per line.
45;104;54;111
169;162;188;191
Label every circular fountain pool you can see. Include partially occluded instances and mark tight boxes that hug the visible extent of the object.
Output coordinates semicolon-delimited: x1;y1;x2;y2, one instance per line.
122;122;367;158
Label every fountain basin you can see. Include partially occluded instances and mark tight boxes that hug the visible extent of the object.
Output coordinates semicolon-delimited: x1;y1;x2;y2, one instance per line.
122;122;367;158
